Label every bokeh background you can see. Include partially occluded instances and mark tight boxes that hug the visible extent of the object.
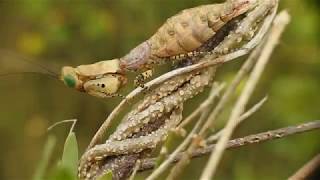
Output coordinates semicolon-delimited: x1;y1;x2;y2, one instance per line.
0;0;319;179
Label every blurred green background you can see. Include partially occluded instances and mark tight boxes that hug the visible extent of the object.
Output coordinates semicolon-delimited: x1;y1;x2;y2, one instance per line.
0;0;319;179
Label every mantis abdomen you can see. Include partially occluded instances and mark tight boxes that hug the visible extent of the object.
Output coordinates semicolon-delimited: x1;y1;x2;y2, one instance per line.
120;0;254;71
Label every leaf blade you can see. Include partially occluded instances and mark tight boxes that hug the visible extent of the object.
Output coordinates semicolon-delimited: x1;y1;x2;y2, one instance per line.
61;132;78;177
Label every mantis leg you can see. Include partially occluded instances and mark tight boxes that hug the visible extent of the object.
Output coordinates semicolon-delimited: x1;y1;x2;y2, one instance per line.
134;69;154;88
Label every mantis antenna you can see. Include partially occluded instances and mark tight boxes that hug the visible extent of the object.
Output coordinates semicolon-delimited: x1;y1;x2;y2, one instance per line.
0;49;60;80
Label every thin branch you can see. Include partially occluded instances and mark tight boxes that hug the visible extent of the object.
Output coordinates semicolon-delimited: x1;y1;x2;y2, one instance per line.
206;96;268;143
198;30;266;137
147;95;267;180
145;84;223;180
237;96;268;123
47;119;77;135
138;120;320;172
166;104;212;180
289;154;320;180
166;97;268;180
129;160;141;180
200;11;290;180
178;83;226;128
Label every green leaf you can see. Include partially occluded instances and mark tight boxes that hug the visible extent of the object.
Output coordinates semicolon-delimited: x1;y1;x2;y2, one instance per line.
97;170;113;180
32;135;56;180
49;165;74;180
61;132;78;177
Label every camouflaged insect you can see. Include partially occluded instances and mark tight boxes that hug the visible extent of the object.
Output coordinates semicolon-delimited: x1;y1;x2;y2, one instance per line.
60;0;277;99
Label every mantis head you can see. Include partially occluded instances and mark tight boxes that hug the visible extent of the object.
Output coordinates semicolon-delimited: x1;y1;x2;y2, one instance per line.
61;59;127;98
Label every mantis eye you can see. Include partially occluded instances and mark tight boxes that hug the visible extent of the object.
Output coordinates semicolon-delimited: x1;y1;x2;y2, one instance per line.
63;74;76;88
61;66;81;89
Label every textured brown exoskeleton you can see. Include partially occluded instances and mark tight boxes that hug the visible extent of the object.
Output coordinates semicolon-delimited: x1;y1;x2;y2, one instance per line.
61;0;277;98
120;0;259;70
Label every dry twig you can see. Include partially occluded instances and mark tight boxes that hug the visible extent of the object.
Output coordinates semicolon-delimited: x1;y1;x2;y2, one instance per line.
129;160;141;180
144;84;223;180
178;83;225;128
138;120;320;172
200;11;290;180
206;96;268;143
289;154;320;180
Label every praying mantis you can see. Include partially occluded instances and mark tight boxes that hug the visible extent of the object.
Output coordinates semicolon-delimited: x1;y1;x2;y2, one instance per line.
77;0;279;179
60;0;277;99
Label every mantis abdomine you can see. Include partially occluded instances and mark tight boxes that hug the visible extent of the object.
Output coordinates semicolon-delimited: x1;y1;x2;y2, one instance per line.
61;0;277;98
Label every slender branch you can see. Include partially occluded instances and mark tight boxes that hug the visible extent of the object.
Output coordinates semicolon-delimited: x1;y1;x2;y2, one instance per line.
200;10;290;180
47;119;77;135
138;120;320;172
198;29;266;137
179;83;226;128
289;154;320;180
165;97;268;180
147;95;267;180
166;102;213;180
206;96;268;143
129;160;141;180
145;84;224;180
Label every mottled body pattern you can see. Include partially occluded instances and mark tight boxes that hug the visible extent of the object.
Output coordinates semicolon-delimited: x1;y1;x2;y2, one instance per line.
120;0;257;71
61;0;274;98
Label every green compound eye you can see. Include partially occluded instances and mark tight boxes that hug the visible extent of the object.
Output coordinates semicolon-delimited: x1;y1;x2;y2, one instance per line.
63;74;76;88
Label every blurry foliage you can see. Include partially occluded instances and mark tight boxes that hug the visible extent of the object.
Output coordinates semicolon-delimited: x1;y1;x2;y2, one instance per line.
0;0;319;180
32;135;56;180
61;132;78;178
97;170;113;180
32;131;79;180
